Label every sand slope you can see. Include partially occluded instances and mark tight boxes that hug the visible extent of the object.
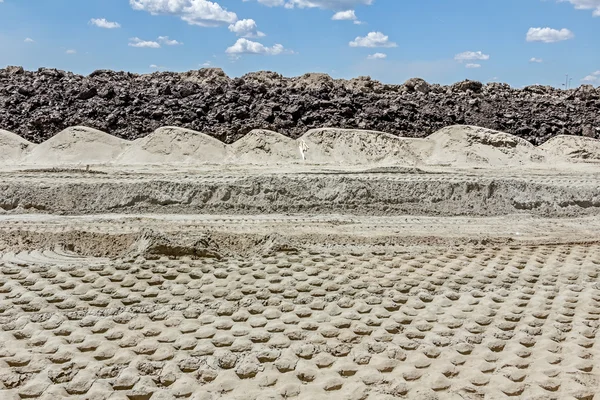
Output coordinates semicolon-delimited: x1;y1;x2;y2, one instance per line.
0;129;35;165
299;128;431;165
7;124;600;168
426;125;546;166
22;126;130;165
229;129;299;164
540;135;600;161
117;126;227;164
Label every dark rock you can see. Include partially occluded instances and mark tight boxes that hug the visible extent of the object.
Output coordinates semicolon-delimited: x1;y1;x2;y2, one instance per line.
78;87;97;100
452;79;483;93
403;78;430;94
0;67;598;145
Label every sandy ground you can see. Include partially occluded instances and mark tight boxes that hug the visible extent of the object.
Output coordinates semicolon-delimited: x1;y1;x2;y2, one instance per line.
1;126;600;399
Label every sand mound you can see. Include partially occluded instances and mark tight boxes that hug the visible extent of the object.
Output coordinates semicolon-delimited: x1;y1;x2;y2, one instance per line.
0;129;35;165
23;126;130;165
299;128;430;165
229;129;299;164
540;135;600;161
116;126;227;164
426;125;546;166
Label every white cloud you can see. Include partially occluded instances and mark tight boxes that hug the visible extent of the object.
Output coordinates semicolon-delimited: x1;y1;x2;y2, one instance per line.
285;0;373;9
367;52;386;59
150;64;159;68
65;49;77;54
24;38;34;43
526;27;574;43
129;37;161;48
247;0;285;5
201;61;212;66
529;57;543;63
89;18;121;29
225;38;291;55
130;0;237;27
158;36;183;45
332;9;356;20
244;0;372;9
454;51;489;62
559;0;600;16
228;19;265;38
582;70;600;82
349;32;396;48
465;63;481;68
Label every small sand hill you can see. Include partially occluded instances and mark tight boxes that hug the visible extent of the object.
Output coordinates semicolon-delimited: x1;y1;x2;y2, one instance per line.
426;125;546;166
229;129;299;164
116;126;227;164
299;128;431;165
0;130;35;165
23;126;130;165
540;135;600;161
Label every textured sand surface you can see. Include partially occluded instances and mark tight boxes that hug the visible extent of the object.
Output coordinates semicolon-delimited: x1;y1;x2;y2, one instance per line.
1;125;600;399
1;214;600;399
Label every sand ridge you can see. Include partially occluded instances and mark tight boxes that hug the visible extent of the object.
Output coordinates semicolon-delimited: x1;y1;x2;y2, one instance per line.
299;128;430;166
540;134;600;161
21;126;130;166
117;126;227;165
0;130;35;164
228;129;299;164
425;125;547;166
2;124;600;167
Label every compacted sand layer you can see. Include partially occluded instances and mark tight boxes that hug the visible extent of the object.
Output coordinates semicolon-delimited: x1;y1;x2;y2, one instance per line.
1;167;600;217
1;125;600;399
1;213;600;400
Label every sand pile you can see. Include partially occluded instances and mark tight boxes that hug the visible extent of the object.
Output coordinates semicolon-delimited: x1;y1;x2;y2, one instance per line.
0;129;35;165
228;129;299;164
425;125;546;166
116;126;227;164
22;126;130;165
299;128;430;165
540;135;600;161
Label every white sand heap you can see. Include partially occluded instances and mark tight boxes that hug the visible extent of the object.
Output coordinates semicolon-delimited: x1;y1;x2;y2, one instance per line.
0;129;35;165
299;128;430;165
22;126;130;166
116;126;227;164
229;129;299;164
425;125;546;166
6;124;600;168
540;135;600;161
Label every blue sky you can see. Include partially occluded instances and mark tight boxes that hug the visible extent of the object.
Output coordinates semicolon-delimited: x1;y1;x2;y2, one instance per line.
0;0;599;87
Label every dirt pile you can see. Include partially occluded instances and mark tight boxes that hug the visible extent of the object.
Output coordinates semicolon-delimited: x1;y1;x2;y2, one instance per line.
22;126;130;165
1;66;598;145
425;125;546;166
0;129;35;165
540;135;600;160
299;128;429;165
229;129;299;164
117;126;227;164
8;124;596;167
